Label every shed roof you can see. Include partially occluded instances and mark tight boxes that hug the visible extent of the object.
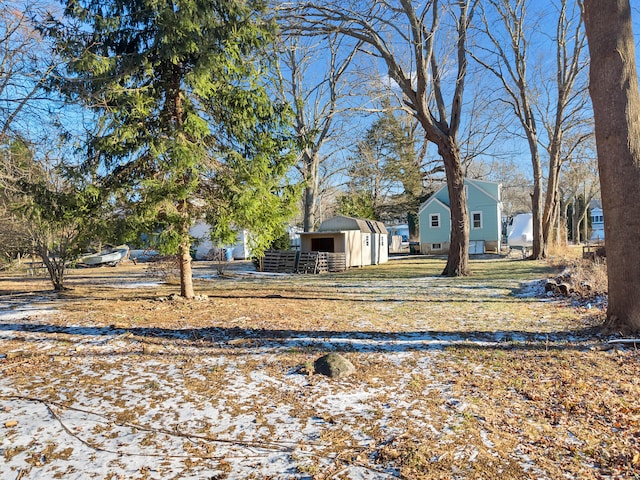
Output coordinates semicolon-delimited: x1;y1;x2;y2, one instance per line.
317;215;388;234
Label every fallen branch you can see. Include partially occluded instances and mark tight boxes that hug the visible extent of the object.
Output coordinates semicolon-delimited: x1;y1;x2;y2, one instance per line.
0;394;397;477
607;339;640;345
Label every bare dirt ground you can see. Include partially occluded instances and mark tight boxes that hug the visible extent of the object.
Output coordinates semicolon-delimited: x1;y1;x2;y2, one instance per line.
0;256;638;479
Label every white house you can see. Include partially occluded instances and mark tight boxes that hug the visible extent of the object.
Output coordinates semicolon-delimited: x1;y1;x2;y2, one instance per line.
590;207;605;241
189;222;251;260
387;224;410;254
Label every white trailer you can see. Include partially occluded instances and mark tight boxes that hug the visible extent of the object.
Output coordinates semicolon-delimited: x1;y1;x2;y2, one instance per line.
507;213;533;257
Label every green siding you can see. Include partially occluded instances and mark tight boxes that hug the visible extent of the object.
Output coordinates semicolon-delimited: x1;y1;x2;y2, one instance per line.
419;201;450;244
419;179;501;246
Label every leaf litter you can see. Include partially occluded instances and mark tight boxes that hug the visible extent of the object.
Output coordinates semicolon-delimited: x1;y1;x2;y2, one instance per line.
0;256;638;479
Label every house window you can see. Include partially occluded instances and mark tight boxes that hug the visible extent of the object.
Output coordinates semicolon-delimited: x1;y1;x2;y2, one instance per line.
472;212;482;229
430;213;440;228
432;243;442;250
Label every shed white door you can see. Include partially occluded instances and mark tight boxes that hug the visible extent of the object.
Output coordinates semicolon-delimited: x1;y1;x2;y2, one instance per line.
361;233;372;265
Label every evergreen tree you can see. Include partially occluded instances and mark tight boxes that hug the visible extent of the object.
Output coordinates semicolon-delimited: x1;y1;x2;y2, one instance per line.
43;0;297;298
337;106;428;228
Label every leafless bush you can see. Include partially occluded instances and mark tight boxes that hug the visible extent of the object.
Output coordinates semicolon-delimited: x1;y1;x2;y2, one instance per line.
145;255;180;281
205;248;230;276
570;257;608;297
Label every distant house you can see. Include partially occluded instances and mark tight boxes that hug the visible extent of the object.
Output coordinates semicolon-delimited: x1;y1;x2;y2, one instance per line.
299;215;389;268
387;224;410;242
418;178;502;254
190;222;251;260
387;224;410;254
590;206;605;241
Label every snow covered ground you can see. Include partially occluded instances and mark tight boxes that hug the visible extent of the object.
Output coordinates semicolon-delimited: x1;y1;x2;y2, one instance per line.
0;310;468;479
0;260;616;479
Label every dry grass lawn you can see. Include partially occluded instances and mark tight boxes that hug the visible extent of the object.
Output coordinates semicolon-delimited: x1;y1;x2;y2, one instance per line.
0;255;638;479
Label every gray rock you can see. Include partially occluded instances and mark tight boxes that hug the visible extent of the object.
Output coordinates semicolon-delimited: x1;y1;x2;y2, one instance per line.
314;353;355;379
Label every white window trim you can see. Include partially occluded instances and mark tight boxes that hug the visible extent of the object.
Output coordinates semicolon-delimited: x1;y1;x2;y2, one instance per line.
432;243;442;250
430;213;441;228
471;211;483;229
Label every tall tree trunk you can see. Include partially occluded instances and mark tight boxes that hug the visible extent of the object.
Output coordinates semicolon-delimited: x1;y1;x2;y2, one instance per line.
571;196;579;243
531;164;544;258
584;0;640;332
178;237;194;299
542;154;562;251
439;141;469;277
171;67;195;299
527;134;544;259
556;204;562;246
407;212;419;242
302;151;320;232
176;199;195;299
303;185;314;232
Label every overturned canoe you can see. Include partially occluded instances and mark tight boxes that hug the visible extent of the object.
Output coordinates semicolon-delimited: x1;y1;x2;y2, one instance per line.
78;245;129;266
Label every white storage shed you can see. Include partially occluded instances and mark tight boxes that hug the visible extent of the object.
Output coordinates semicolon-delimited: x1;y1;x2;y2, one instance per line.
299;216;389;268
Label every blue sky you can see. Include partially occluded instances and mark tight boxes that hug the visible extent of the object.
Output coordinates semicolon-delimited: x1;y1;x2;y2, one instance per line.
272;0;640;210
5;0;640;191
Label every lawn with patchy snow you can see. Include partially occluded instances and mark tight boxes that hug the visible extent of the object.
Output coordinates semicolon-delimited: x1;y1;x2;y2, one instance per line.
1;256;637;479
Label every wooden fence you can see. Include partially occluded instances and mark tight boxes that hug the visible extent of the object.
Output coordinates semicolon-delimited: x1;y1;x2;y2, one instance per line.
261;251;347;274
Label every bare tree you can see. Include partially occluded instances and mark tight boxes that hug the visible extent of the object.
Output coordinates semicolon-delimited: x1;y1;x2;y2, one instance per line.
283;0;478;276
1;0;61;251
473;0;589;258
276;33;361;231
583;0;640;332
472;0;543;257
538;0;590;254
468;157;532;218
557;135;599;244
0;141;35;265
0;0;56;143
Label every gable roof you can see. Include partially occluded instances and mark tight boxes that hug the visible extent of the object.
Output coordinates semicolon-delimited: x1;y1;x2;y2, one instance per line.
418;194;451;215
466;178;500;202
418;178;500;214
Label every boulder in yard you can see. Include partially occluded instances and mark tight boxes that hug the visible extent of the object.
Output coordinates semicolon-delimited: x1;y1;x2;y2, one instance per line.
314;353;355;379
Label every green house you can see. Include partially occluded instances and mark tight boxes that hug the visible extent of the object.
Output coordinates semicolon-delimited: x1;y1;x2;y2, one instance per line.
418;179;502;254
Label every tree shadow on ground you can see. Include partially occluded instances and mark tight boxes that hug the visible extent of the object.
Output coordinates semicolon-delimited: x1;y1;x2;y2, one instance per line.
0;321;605;354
